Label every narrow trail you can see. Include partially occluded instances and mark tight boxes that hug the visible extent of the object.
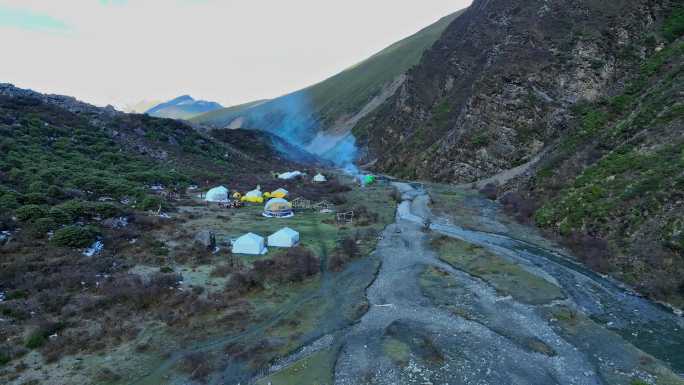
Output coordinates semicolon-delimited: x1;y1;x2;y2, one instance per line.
330;182;684;385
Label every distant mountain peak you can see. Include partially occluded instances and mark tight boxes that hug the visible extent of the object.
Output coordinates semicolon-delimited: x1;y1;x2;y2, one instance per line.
145;95;223;120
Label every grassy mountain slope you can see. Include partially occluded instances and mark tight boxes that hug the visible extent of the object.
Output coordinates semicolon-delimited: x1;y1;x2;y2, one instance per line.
512;33;684;305
191;10;464;132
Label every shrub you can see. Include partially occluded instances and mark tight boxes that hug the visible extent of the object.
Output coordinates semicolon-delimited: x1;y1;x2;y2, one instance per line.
46;185;64;199
31;217;58;237
663;7;684;42
56;200;90;220
25;322;64;350
55;200;120;221
0;352;9;366
28;181;48;194
90;202;120;218
47;207;71;225
329;237;360;272
51;225;100;248
179;352;214;381
5;290;29;300
340;237;360;259
210;264;233;278
225;270;262;295
140;195;165;211
0;194;20;211
479;183;498;200
22;192;49;205
15;204;47;222
25;331;47;350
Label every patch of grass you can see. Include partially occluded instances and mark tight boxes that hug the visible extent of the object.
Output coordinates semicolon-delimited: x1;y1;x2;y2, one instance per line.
383;337;411;366
254;348;335;385
431;236;564;305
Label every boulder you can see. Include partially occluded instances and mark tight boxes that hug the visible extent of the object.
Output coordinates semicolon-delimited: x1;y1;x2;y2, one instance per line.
194;230;216;250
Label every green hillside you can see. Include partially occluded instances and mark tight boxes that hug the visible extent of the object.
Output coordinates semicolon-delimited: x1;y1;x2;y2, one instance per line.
191;10;464;129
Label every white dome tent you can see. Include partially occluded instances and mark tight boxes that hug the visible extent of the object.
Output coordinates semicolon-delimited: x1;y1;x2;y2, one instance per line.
278;171;303;180
205;186;229;202
268;227;300;248
262;198;294;218
313;173;327;183
232;233;267;255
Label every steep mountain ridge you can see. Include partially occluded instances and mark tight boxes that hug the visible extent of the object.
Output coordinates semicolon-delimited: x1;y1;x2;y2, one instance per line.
357;0;675;181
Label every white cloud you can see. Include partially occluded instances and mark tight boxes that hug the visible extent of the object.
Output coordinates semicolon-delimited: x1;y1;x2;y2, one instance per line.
0;0;472;107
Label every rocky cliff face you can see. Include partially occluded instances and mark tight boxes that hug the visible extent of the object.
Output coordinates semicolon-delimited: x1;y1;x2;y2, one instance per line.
357;0;672;182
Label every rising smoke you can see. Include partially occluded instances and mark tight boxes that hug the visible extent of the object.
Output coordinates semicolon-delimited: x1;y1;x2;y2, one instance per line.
242;91;360;171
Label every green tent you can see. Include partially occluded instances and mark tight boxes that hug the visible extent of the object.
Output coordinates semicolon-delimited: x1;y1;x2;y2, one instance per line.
363;175;376;185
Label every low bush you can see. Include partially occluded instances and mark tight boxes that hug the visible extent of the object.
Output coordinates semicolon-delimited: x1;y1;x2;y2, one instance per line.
47;207;71;225
30;217;58;237
51;225;100;248
478;183;498;200
225;270;262;295
140;195;166;211
15;204;47;222
0;352;9;366
663;6;684;42
0;194;20;211
328;237;360;272
25;322;64;350
22;192;49;205
253;247;320;283
210;264;233;278
500;192;538;223
179;352;214;381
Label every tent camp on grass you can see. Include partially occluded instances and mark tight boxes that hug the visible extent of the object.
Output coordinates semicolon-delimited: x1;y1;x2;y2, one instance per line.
267;227;299;248
232;233;267;255
205;186;229;202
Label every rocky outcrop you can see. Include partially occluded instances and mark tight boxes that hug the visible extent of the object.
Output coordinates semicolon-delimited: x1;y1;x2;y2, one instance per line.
357;0;673;183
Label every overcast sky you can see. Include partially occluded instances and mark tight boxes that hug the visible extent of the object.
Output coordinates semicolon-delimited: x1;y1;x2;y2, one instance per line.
0;0;471;108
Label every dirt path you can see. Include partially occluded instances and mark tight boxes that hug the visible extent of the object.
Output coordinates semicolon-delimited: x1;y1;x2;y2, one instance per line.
330;182;684;385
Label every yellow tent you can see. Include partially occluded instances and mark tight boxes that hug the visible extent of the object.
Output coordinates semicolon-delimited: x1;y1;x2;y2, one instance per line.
241;186;264;203
270;188;289;199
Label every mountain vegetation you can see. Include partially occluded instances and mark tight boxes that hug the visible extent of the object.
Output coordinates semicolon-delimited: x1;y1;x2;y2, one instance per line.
350;1;683;305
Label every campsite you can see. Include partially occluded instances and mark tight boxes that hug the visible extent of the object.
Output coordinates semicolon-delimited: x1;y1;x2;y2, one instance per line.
2;2;683;384
0;169;396;385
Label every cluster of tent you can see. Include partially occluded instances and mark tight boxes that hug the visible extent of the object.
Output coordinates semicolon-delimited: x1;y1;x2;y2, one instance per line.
277;170;328;183
204;185;295;218
232;227;300;255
